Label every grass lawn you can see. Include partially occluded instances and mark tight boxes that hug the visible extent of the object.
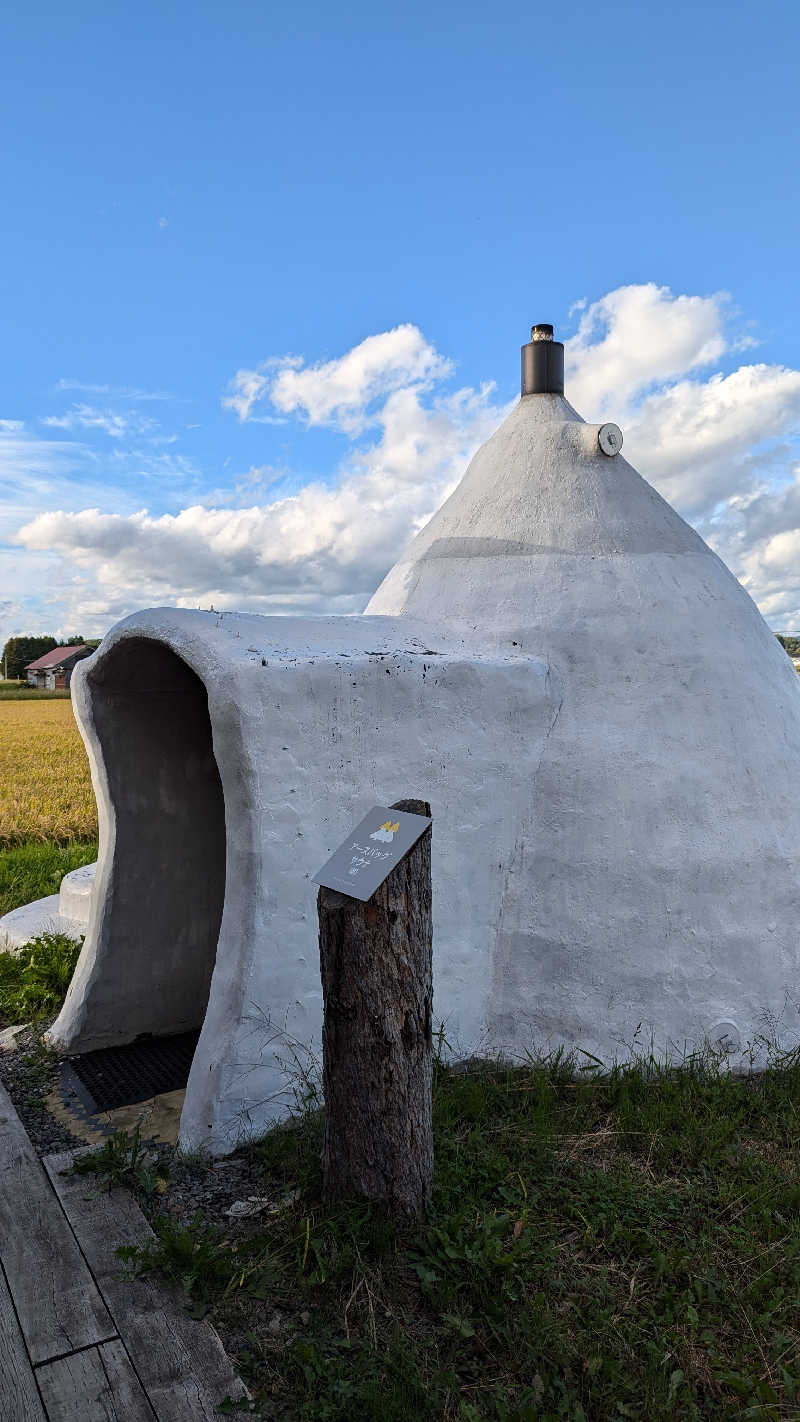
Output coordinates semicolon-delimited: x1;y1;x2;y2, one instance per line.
0;684;71;699
72;1047;800;1422
0;839;98;917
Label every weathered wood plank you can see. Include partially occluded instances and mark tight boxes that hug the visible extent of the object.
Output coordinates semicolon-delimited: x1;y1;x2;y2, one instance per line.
0;1263;47;1422
0;1083;114;1364
44;1152;249;1422
36;1339;156;1422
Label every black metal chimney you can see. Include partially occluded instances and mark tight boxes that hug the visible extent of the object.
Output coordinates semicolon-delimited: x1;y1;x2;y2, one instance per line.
521;323;564;396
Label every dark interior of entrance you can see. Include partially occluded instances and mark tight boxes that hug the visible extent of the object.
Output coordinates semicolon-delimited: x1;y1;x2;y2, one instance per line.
85;636;226;1049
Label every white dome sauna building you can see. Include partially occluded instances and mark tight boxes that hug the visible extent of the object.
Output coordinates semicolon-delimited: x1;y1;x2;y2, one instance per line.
42;324;800;1153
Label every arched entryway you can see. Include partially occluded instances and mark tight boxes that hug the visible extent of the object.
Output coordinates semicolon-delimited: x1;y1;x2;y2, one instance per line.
68;636;227;1046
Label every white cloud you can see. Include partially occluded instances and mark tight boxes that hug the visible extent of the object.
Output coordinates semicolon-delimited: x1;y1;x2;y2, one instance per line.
566;283;730;415
55;380;172;401
41;404;159;439
224;324;452;432
0;418;204;628
707;466;800;628
17;371;504;627
222;365;279;422
621;364;800;516
0;596;25;653
11;286;800;635
0;425;93;531
563;286;800;620
0;549;74;651
732;522;800;628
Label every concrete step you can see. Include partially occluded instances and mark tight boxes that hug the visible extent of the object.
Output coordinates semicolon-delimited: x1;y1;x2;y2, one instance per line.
0;863;97;951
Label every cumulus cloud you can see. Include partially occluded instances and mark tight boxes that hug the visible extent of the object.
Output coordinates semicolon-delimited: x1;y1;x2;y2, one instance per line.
714;470;800;627
12;285;800;634
560;287;800;523
620;363;800;516
566;283;731;415
563;286;800;615
18;372;503;622
222;365;279;423
0;416;205;639
224;324;452;432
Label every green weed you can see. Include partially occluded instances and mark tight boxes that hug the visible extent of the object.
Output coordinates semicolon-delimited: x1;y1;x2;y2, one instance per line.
69;1120;168;1197
116;1211;234;1314
0;932;82;1024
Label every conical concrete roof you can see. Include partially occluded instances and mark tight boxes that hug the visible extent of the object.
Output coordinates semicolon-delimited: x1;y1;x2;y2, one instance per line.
369;392;723;618
368;376;800;1064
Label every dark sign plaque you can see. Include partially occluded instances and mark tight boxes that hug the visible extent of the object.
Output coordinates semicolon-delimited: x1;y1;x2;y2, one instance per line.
313;805;432;902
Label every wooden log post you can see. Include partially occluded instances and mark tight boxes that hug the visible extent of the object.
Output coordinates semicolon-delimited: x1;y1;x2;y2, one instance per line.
318;798;433;1220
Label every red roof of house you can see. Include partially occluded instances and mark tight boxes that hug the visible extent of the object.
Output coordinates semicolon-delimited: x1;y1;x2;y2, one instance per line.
25;645;90;671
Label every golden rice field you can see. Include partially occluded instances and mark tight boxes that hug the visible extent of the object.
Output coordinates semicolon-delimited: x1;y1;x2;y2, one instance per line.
0;700;97;845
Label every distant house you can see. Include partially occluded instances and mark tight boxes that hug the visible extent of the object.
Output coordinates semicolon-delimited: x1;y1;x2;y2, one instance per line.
25;645;93;690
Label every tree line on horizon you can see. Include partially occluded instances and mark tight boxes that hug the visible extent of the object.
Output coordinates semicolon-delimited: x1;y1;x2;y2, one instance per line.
1;634;102;681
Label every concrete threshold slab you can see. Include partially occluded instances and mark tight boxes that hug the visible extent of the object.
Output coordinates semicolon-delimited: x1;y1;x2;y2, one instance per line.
46;1085;186;1147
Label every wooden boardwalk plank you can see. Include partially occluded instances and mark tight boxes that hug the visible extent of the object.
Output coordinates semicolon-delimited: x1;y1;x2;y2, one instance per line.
37;1339;157;1422
0;1084;114;1364
44;1151;249;1422
0;1263;47;1422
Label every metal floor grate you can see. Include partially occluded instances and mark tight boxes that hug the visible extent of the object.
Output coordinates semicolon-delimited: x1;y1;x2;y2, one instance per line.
63;1030;201;1113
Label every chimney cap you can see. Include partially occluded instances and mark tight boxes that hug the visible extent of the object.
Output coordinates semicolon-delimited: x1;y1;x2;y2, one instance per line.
522;324;564;396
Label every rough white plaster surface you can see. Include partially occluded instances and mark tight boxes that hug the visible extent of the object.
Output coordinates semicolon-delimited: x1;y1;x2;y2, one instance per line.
44;388;800;1153
367;393;800;1071
58;863;96;923
48;612;559;1152
0;864;95;950
1;896;65;950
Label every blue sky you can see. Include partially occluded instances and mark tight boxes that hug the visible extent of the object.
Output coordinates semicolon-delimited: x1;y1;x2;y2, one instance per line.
2;0;800;643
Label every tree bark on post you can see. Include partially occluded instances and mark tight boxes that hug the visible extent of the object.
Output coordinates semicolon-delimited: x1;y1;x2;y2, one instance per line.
318;798;433;1220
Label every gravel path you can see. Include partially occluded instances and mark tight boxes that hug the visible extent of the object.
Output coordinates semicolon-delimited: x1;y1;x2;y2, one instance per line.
0;1024;85;1155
